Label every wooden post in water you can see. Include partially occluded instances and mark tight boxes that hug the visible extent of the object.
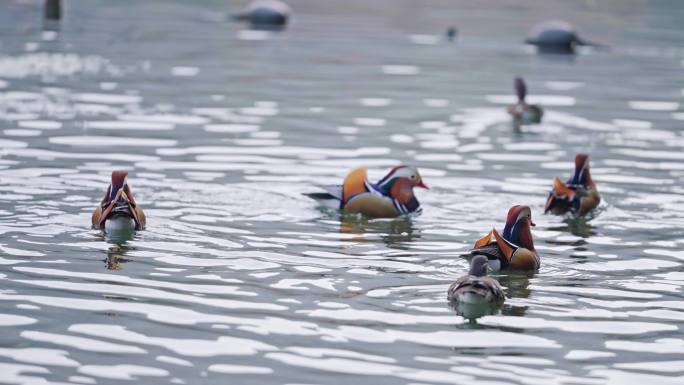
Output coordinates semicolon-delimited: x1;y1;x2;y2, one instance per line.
45;0;61;20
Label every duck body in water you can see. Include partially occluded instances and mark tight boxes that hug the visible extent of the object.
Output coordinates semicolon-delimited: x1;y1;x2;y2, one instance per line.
448;255;505;306
468;205;540;272
305;165;428;218
92;170;146;231
545;154;601;217
508;77;543;124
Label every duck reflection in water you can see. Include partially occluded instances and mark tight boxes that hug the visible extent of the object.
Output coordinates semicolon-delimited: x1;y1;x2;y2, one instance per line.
549;216;597;239
498;271;534;318
339;214;420;248
105;244;132;270
95;228;136;270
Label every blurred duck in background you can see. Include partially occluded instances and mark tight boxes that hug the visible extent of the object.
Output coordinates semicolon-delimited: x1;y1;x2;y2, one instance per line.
508;77;543;124
525;20;598;55
232;0;291;29
545;154;600;217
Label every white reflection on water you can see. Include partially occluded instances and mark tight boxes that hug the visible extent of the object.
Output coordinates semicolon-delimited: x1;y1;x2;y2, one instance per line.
70;324;276;357
77;364;169;381
21;331;148;354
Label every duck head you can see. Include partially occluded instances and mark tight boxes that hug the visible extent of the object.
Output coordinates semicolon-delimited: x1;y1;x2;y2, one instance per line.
469;255;489;277
514;77;527;103
569;153;595;187
375;165;428;201
502;205;536;250
108;171;136;204
108;171;126;199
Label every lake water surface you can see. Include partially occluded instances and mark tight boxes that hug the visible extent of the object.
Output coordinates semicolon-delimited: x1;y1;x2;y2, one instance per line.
1;0;684;384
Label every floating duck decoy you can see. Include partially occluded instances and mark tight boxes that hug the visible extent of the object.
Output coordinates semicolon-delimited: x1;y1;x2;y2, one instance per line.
508;77;543;124
232;0;290;29
92;170;146;232
448;255;505;306
525;20;597;54
469;205;540;271
545;154;600;216
305;165;428;218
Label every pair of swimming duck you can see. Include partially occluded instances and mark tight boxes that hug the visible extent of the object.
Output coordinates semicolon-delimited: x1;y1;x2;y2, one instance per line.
91;165;428;231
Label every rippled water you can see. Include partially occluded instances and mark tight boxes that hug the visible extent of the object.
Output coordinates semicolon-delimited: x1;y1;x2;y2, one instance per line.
1;0;684;384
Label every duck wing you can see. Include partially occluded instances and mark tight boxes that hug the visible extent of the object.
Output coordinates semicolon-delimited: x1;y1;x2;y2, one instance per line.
545;177;579;214
470;242;506;261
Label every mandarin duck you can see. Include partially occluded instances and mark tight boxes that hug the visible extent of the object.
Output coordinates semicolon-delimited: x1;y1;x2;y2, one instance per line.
305;165;428;218
91;170;146;231
545;154;600;216
507;77;543;124
448;255;505;306
469;205;540;271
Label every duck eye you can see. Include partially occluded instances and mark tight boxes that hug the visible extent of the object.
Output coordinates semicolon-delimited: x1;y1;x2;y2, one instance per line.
410;174;416;179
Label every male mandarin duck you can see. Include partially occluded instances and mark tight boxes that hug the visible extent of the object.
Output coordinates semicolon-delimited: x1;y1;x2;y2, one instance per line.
91;170;146;231
469;205;540;271
305;165;428;218
507;77;543;124
545;154;600;216
448;255;505;306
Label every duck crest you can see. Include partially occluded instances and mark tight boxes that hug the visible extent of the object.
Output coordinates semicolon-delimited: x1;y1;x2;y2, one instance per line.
502;205;535;250
108;171;128;202
569;153;591;186
514;77;527;102
375;164;409;192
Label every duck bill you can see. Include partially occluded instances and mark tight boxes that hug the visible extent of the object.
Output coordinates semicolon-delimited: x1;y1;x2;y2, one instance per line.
417;181;429;189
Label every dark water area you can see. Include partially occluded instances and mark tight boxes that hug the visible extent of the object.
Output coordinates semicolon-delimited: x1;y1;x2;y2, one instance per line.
0;0;683;384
